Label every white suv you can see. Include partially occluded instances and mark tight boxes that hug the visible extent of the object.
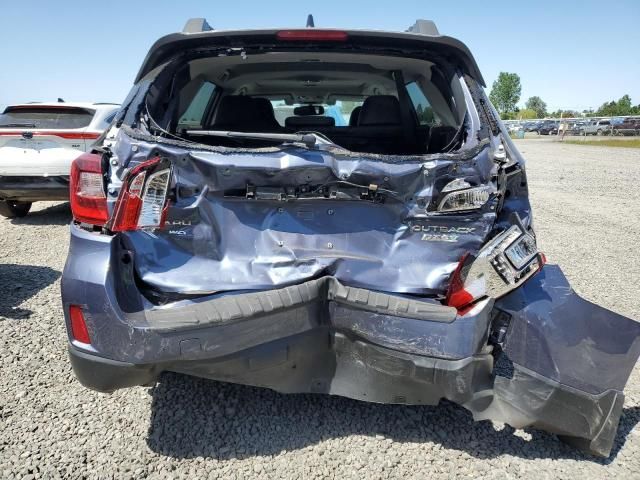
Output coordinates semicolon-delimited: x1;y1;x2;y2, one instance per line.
0;102;119;217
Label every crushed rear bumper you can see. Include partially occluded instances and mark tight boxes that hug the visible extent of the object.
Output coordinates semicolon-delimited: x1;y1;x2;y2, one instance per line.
61;225;640;457
68;328;626;458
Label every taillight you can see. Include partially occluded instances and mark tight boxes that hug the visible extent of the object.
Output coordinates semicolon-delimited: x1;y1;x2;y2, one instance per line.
445;254;476;311
436;179;494;213
110;156;171;232
69;153;108;225
276;30;348;41
69;305;91;344
446;223;545;313
50;132;101;140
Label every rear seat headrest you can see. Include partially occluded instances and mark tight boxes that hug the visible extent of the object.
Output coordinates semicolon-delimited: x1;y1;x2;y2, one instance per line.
285;116;335;128
252;97;281;130
358;95;402;126
252;97;276;117
213;96;255;126
348;106;362;126
212;95;280;131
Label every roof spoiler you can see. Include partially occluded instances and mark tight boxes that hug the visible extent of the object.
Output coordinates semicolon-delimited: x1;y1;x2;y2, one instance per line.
137;20;485;85
183;18;213;34
406;19;439;36
181;17;438;35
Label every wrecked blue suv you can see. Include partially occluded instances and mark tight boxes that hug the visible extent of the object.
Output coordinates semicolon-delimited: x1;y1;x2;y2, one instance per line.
61;18;640;457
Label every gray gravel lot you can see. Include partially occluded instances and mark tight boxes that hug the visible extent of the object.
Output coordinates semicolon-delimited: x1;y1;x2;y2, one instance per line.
1;138;640;479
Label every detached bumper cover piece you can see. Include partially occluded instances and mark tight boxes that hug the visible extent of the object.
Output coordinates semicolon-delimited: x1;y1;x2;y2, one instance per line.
63;228;640;457
488;265;640;456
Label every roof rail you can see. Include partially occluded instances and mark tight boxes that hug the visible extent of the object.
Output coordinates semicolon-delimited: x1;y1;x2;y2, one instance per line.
406;19;439;36
183;18;213;34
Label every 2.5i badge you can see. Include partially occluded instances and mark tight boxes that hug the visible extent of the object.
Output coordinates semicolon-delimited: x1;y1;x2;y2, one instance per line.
411;224;476;243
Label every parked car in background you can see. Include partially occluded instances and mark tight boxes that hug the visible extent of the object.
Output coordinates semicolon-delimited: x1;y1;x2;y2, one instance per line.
582;119;611;136
524;121;542;133
538;121;558;135
522;121;536;132
506;122;522;134
60;18;640;458
612;117;640;136
565;121;586;136
0;102;119;217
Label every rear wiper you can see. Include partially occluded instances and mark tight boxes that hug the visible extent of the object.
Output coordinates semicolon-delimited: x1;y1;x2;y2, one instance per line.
186;130;317;148
0;123;37;128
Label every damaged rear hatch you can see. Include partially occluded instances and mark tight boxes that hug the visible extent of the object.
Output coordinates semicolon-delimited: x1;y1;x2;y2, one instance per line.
109;28;510;300
120;138;504;297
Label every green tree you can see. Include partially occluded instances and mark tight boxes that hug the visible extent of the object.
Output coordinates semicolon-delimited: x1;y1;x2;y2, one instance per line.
596;101;617;116
549;109;580;118
516;109;538;119
524;96;547;118
489;72;521;117
595;95;636;116
617;95;632;115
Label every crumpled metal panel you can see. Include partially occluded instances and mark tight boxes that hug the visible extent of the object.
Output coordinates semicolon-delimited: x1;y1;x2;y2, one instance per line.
116;133;506;295
495;264;640;395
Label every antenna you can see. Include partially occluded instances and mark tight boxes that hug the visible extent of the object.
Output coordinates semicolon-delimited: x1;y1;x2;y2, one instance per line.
306;14;315;28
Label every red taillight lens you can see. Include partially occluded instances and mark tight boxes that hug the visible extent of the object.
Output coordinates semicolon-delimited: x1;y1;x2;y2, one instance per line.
69;305;91;344
446;254;476;312
110;156;171;232
276;30;348;41
70;153;108;225
49;131;101;140
538;252;547;271
110;171;146;231
445;227;547;314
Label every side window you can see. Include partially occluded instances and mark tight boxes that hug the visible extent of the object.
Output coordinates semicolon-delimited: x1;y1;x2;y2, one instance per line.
406;82;438;126
177;82;216;129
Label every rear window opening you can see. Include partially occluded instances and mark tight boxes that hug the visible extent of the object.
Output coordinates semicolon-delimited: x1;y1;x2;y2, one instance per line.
142;51;474;155
0;106;95;129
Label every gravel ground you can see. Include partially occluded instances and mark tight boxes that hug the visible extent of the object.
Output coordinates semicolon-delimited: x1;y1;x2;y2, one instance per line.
1;139;640;479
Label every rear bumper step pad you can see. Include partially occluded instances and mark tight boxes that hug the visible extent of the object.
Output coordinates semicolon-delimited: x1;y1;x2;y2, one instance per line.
146;276;457;329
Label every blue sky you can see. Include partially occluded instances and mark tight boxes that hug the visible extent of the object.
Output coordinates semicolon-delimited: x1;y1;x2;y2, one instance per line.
1;0;638;111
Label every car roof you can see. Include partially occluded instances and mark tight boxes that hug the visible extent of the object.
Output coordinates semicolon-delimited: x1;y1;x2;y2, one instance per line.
3;102;119;111
135;26;485;86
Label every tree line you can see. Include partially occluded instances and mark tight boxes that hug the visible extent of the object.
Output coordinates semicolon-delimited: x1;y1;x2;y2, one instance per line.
488;72;640;119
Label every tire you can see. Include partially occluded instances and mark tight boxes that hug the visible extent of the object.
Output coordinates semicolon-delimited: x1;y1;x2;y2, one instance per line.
596;129;603;136
0;200;32;218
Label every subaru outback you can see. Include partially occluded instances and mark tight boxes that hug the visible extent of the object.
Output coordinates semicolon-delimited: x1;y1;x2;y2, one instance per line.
61;18;640;457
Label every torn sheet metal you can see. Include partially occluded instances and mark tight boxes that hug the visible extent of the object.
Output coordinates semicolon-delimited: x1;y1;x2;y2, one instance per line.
495;265;640;395
114;133;514;295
